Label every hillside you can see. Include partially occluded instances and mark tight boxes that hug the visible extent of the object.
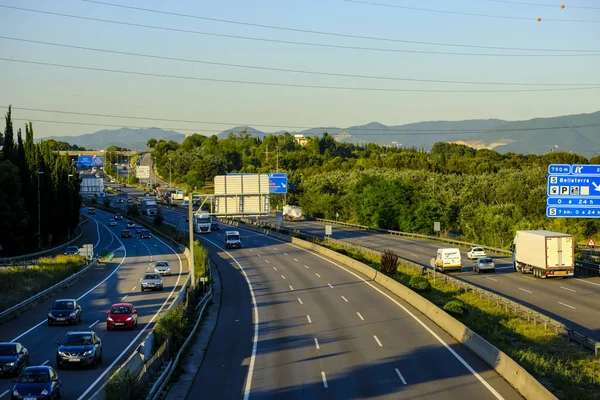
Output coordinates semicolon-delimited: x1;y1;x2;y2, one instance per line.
39;128;185;150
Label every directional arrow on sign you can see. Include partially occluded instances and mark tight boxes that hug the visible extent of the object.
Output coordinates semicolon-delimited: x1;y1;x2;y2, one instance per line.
593;182;600;192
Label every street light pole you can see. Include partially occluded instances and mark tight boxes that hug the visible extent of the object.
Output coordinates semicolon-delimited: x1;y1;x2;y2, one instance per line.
37;171;44;249
67;174;73;241
276;146;279;173
169;157;172;188
188;189;195;287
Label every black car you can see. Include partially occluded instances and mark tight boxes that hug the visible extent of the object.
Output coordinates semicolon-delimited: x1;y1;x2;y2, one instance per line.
114;214;123;220
121;229;132;238
87;207;96;215
0;342;29;376
48;299;82;326
11;366;61;399
56;331;102;369
211;221;220;231
135;226;144;234
116;199;124;204
63;246;79;256
140;230;151;239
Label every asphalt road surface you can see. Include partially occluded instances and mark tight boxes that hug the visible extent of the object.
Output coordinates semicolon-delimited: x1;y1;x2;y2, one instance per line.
256;216;600;341
0;207;188;400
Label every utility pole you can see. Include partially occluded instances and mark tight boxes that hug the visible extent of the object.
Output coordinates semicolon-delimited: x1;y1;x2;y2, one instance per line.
169;157;172;188
67;174;73;240
276;146;279;173
37;171;44;249
188;189;195;287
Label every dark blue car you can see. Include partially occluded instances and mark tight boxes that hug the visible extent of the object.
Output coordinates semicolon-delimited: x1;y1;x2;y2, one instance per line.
63;246;78;256
0;342;29;376
11;366;62;399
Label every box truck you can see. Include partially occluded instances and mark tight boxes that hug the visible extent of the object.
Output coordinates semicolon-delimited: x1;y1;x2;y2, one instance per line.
512;230;574;278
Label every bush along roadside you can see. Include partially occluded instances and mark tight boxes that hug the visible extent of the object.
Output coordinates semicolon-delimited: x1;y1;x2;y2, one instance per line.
0;255;87;311
317;241;600;400
105;369;148;400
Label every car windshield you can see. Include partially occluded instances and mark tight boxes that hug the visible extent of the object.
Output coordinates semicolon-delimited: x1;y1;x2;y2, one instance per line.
111;306;132;315
145;274;160;280
63;334;93;346
0;344;17;355
141;230;149;234
156;262;169;267
228;235;240;241
53;301;74;310
18;371;50;383
480;258;493;264
197;217;211;223
473;247;484;252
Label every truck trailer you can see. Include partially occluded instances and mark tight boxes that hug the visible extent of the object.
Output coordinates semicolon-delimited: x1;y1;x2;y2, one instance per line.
512;230;574;278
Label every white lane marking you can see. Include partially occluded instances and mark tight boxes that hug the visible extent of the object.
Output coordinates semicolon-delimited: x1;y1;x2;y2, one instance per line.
321;371;328;388
315;273;321;278
357;312;364;321
328;283;334;289
298;298;303;305
257;254;261;257
374;335;383;347
289;285;294;291
273;247;278;251
193;237;259;400
574;278;600;287
265;259;270;264
395;368;407;384
273;266;277;271
304;265;309;269
89;320;99;328
253;239;258;243
94;218;101;249
284;252;289;256
0;390;9;398
131;286;137;291
41;360;49;366
486;277;498;282
314;338;320;350
281;275;286;280
79;215;184;400
341;296;348;302
409;253;418;257
122;295;128;301
228;228;506;400
560;286;576;293
558;301;576;309
518;287;532;294
307;315;312;323
249;249;253;252
293;258;298;262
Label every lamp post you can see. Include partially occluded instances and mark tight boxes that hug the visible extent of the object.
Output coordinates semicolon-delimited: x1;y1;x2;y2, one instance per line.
37;171;44;249
169;157;173;188
188;189;195;287
67;174;73;240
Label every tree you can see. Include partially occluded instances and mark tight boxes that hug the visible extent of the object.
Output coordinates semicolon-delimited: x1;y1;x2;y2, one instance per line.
0;160;29;255
147;138;157;148
2;106;15;162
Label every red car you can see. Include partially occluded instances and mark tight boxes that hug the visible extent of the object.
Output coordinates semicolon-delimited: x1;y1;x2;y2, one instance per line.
105;303;138;330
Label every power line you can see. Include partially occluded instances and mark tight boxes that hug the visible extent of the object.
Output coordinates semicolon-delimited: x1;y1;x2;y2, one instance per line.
344;0;600;22
2;57;599;93
81;0;600;52
3;36;598;87
11;118;217;134
6;106;600;134
2;5;598;57
481;0;600;10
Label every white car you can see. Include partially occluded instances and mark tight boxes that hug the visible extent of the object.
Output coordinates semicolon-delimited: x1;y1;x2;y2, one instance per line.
126;221;136;229
153;261;171;276
467;246;487;260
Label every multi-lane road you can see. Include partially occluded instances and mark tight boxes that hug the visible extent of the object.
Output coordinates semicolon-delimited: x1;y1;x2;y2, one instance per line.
257;217;600;341
109;188;524;399
0;207;187;400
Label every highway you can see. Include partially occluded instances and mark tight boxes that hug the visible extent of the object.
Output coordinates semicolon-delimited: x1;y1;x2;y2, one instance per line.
256;216;600;341
109;190;524;399
0;207;188;400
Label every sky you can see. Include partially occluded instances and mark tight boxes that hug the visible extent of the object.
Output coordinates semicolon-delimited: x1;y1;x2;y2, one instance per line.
0;0;599;138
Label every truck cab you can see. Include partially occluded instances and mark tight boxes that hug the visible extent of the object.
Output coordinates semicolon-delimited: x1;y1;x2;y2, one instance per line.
194;211;212;234
225;231;241;249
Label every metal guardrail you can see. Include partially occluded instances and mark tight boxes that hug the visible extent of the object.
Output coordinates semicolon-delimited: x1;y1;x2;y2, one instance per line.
575;260;600;276
230;217;600;357
0;258;98;323
146;289;213;400
0;219;88;266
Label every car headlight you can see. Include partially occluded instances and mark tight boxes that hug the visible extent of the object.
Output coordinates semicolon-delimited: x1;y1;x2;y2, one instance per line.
83;350;92;356
5;361;14;366
107;317;114;322
127;316;133;321
12;390;19;396
41;389;49;395
69;312;76;317
48;312;53;317
58;351;66;356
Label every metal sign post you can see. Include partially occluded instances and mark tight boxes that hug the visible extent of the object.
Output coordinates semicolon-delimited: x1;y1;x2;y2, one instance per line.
325;225;332;239
434;221;440;237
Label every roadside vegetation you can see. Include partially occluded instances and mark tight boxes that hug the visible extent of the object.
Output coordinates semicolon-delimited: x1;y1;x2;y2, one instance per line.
0;255;87;310
317;240;600;400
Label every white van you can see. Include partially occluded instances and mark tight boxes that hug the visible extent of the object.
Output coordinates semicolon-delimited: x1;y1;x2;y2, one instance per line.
435;248;462;272
225;231;241;249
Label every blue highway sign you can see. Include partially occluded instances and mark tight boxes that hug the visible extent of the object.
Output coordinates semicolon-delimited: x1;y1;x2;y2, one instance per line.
547;206;600;218
570;165;600;175
546;175;600;197
547;197;600;206
547;164;571;175
268;173;288;194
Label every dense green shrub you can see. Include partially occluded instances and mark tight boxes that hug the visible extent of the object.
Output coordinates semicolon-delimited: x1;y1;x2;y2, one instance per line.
408;275;431;292
443;300;466;316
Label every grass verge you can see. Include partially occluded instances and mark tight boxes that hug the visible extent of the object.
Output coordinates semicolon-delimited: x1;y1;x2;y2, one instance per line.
316;240;600;400
0;255;87;311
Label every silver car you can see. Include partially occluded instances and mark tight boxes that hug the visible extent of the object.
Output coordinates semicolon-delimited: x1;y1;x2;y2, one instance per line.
153;261;172;276
140;273;164;292
474;257;495;273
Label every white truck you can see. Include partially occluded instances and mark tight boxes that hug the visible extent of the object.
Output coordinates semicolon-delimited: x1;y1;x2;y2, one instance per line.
512;230;574;278
194;211;212;234
283;205;305;222
140;199;158;216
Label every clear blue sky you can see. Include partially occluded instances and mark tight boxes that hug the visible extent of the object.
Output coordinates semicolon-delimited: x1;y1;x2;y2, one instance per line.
1;0;598;137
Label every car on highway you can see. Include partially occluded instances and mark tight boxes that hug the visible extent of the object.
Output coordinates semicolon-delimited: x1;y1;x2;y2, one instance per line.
225;231;242;249
0;342;29;376
120;229;132;238
10;366;62;399
87;207;96;215
467;246;487;259
126;221;136;229
56;331;103;369
114;214;123;220
473;257;496;273
63;246;79;255
140;272;164;292
127;198;134;203
211;221;220;231
48;299;82;326
116;199;124;204
108;220;117;227
140;229;151;239
153;261;171;276
105;303;138;331
135;225;144;234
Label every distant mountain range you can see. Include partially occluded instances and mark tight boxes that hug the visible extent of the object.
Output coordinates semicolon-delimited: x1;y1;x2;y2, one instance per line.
38;111;600;157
